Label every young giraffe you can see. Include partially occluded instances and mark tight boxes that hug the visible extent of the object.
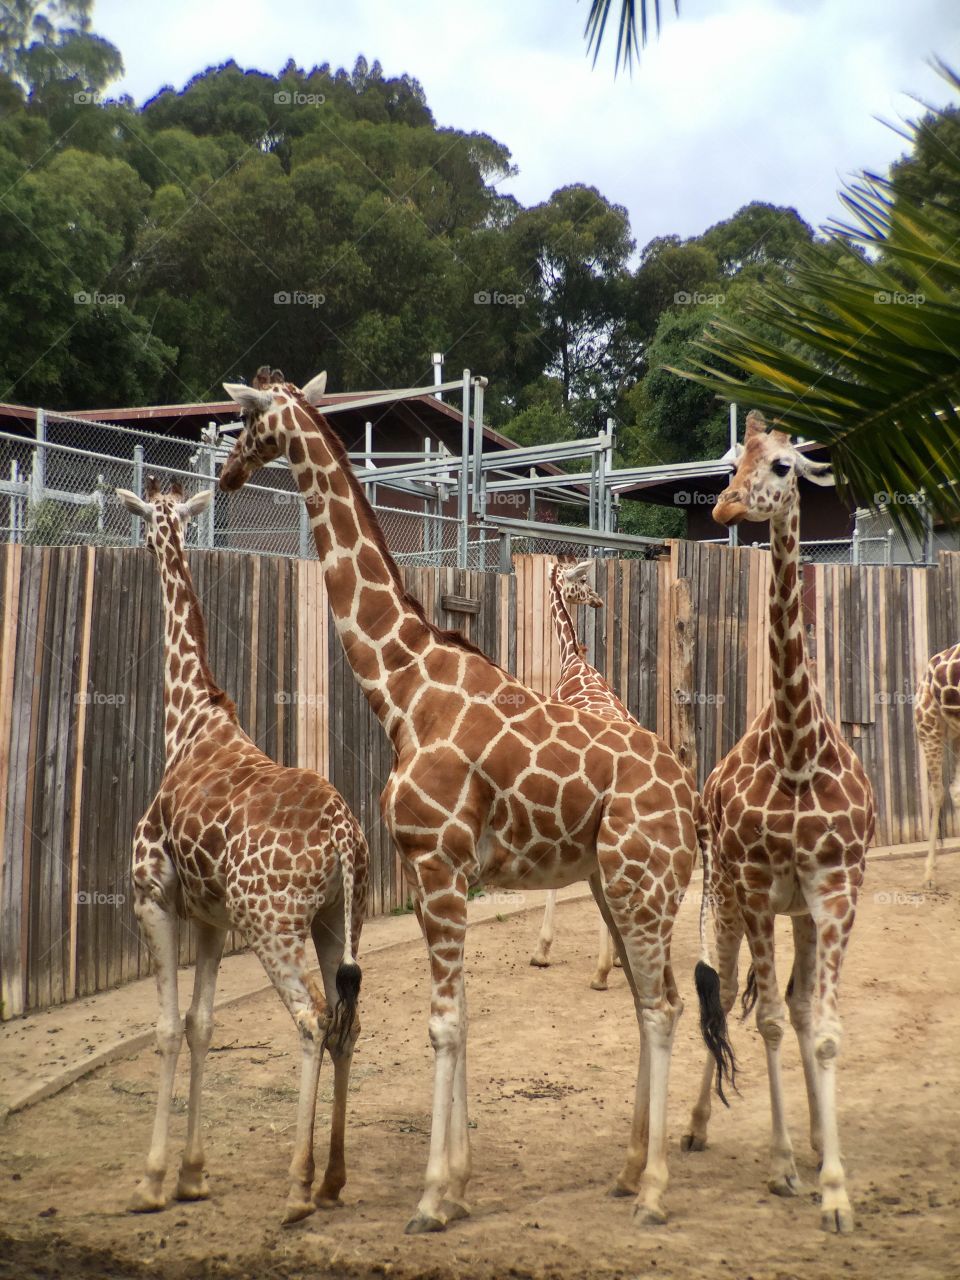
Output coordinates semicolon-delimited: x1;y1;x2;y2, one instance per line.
915;643;960;889
219;367;734;1233
681;411;875;1235
116;479;368;1225
530;560;623;990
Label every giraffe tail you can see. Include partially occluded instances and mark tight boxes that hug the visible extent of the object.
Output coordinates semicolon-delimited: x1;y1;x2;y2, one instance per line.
325;836;364;1056
694;804;737;1106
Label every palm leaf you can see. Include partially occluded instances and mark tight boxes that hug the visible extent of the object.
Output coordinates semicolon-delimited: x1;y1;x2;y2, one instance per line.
584;0;679;72
669;65;960;538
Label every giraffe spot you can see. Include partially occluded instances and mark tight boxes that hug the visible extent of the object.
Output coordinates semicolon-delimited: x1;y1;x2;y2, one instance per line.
326;559;358;614
359;587;400;642
329;496;359;549
356;542;392;586
559;776;597;832
288;436;305;465
534;738;580;778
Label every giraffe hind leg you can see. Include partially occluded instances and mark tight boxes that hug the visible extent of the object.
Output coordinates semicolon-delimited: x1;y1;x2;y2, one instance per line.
530;890;557;966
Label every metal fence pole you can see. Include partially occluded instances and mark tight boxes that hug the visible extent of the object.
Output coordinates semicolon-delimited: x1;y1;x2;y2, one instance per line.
499;529;512;573
472;377;488;521
31;408;46;511
202;434;216;549
458;369;471;569
131;443;144;545
9;459;19;542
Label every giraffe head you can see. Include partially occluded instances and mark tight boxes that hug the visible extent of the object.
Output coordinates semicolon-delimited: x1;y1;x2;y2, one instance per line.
115;476;213;556
553;559;602;610
218;366;327;490
713;410;834;528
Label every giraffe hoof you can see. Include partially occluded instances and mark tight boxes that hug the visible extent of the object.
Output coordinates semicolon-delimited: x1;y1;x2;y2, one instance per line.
128;1183;167;1214
681;1133;707;1153
439;1197;470;1222
589;978;609;991
529;955;551;968
821;1206;854;1235
922;879;937;893
613;955;622;967
633;1204;668;1227
769;1173;802;1197
608;1181;638;1199
313;1193;346;1212
282;1199;316;1225
174;1172;209;1202
405;1212;447;1234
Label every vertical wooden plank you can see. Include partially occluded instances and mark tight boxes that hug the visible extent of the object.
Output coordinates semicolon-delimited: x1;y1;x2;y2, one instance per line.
0;544;23;1018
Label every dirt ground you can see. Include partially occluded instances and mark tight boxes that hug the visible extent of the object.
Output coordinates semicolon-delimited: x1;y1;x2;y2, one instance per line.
1;854;958;1280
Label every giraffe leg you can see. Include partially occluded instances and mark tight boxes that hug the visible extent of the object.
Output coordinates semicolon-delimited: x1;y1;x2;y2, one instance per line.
174;922;226;1202
590;918;616;991
785;914;823;1161
439;981;472;1223
810;894;857;1235
745;911;800;1197
129;892;182;1214
682;886;743;1152
247;932;329;1224
406;863;468;1235
311;902;361;1210
530;889;557;966
919;730;944;891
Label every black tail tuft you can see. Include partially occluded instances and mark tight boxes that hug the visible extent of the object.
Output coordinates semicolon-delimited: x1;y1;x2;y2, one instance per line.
325;960;361;1055
695;960;737;1108
740;963;758;1022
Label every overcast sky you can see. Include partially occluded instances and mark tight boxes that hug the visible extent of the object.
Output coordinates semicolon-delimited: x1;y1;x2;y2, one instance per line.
96;0;960;250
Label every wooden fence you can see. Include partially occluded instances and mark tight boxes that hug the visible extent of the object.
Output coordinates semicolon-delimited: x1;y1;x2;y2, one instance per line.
1;541;956;1019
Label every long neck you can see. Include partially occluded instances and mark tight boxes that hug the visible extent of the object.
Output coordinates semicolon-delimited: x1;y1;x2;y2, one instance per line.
155;537;232;759
551;581;582;669
285;403;435;724
768;502;820;773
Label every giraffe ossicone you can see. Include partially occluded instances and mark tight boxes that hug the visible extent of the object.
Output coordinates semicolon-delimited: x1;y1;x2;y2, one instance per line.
118;476;368;1226
682;411;874;1235
219;368;736;1233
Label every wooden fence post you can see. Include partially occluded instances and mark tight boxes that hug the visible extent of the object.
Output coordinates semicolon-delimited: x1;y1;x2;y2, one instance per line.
670;576;697;779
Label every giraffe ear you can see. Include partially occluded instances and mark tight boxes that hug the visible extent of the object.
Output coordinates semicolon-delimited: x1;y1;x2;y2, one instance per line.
115;488;153;519
175;489;214;521
563;560;592;583
302;371;328;405
223;383;274;416
796;456;835;487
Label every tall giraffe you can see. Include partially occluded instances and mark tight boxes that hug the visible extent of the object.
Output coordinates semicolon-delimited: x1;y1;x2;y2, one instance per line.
219;368;734;1233
530;560;625;990
681;412;874;1235
116;479;368;1225
915;643;960;889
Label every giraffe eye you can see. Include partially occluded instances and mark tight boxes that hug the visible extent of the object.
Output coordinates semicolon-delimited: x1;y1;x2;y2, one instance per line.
772;459;792;478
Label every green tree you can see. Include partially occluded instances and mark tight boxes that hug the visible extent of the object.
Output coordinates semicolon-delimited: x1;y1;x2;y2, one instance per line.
0;0;122;97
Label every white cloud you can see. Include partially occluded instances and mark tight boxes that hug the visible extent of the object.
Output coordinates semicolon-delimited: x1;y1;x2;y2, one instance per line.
97;0;960;247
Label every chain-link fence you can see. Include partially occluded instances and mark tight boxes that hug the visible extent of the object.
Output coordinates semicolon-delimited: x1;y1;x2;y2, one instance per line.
0;414;497;568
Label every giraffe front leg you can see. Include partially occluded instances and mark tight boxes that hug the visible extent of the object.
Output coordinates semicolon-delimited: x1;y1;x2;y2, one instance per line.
920;734;944;891
130;892;182;1214
439;984;472;1223
747;915;800;1197
530;890;557;966
406;861;468;1235
175;923;226;1203
786;914;823;1161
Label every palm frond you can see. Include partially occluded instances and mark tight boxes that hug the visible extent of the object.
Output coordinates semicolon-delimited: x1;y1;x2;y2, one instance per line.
584;0;679;73
670;65;960;538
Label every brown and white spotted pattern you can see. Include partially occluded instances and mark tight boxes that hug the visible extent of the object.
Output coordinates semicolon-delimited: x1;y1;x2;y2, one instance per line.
681;411;875;1235
530;560;628;988
116;479;368;1226
915;643;960;889
219;367;733;1234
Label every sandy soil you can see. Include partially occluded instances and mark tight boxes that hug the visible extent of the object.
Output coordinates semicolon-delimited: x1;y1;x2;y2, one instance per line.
1;854;958;1280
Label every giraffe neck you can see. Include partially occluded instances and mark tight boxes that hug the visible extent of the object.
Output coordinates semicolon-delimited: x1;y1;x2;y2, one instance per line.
155;536;233;760
284;401;435;725
768;502;821;773
550;579;582;670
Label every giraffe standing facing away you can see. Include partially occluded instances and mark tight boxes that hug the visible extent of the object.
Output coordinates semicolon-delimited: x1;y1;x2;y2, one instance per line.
530;559;626;989
116;479;368;1225
681;412;874;1235
219;368;734;1233
915;643;960;889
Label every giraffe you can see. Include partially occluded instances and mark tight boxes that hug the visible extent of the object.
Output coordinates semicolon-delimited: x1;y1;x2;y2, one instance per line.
915;642;960;889
116;478;368;1225
681;411;875;1235
530;560;626;990
218;367;735;1233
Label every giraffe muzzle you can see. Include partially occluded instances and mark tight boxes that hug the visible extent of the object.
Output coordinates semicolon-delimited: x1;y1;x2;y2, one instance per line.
713;495;747;527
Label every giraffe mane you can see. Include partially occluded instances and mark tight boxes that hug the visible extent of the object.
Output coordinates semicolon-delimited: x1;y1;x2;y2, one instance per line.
287;386;493;663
